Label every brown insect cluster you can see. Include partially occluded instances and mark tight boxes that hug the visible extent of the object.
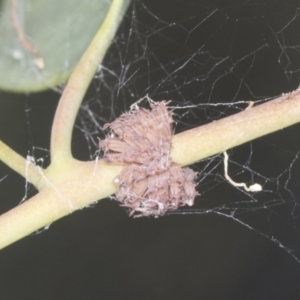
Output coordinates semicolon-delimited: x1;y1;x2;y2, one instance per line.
99;101;197;217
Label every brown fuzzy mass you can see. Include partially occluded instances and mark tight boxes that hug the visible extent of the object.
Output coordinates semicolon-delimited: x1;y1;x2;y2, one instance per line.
99;101;197;217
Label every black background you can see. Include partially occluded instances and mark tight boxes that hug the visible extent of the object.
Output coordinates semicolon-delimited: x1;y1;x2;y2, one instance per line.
1;0;300;299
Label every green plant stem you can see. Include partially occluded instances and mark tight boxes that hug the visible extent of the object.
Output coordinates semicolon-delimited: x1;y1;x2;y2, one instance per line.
1;0;300;250
50;0;126;165
1;89;300;250
0;159;124;249
171;90;300;166
0;140;44;189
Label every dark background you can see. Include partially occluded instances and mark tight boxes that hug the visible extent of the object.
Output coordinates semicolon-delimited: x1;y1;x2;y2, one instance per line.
1;0;300;299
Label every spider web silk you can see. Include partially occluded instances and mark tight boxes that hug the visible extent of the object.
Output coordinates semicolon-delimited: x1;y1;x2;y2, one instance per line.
0;0;300;265
77;1;300;263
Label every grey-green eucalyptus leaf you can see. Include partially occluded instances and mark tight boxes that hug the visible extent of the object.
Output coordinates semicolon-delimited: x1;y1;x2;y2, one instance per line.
0;0;130;92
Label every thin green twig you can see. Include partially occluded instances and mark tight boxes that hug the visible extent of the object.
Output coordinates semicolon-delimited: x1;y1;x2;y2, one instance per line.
50;0;128;165
0;140;44;189
171;90;300;166
1;89;300;250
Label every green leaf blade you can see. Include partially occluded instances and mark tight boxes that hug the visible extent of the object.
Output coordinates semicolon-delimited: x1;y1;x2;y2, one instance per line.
0;0;129;92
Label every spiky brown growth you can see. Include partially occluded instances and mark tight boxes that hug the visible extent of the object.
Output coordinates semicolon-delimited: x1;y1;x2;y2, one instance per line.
99;101;197;217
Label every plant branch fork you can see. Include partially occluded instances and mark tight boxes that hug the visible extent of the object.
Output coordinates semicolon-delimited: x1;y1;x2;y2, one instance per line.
0;0;300;249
